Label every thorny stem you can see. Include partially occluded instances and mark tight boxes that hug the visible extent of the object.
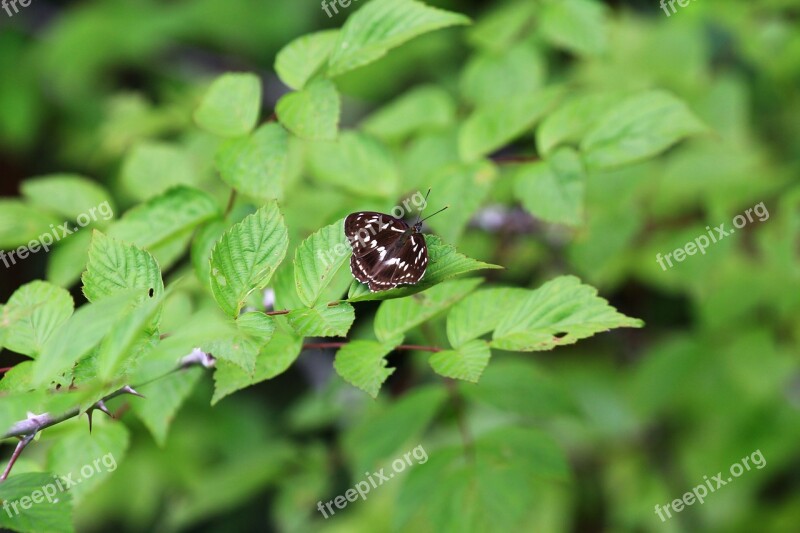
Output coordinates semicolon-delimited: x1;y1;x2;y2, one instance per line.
0;356;214;481
0;434;35;482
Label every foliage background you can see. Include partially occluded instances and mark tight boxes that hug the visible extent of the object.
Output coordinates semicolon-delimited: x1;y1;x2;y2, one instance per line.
1;0;799;531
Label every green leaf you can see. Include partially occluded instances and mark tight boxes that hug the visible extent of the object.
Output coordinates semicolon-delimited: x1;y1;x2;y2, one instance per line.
580;90;708;170
209;202;289;317
333;340;398;398
513;147;586;226
108;186;220;270
82;231;164;303
293;219;351;307
94;295;162;381
46;230;92;289
211;330;302;404
491;275;644;351
190;218;227;288
361;85;456;143
131;367;203;446
29;291;140;386
274;29;339;90
47;420;129;504
1;281;74;358
194;72;261;137
343;385;448;474
120;142;196;201
539;0;608;57
326;0;470;77
459;359;576;418
347;236;501;302
459;44;545;106
21;174;115;224
397;427;568;531
0;200;60;249
467;2;537;52
459;87;562;161
426;160;497;243
536;92;625;156
307;131;400;198
429;339;491;382
276;79;340;141
216;122;289;200
0;472;74;533
287;302;355;337
203;312;276;373
446;287;529;348
374;278;482;343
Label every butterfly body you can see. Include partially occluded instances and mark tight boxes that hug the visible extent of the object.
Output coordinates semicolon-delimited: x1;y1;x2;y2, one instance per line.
344;211;429;292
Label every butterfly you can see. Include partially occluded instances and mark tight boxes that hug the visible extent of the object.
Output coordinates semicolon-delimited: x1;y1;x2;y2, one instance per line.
344;198;448;292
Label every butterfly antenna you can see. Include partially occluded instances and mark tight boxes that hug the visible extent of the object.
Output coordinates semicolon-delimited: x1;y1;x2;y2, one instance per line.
414;188;432;225
419;205;449;225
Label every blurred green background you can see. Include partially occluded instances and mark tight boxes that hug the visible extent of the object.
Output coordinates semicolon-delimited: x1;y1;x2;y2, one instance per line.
1;0;799;531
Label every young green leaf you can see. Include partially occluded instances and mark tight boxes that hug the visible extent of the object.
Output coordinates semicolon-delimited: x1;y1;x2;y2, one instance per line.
215;123;289;200
580;90;708;170
539;0;609;57
194;72;261;137
0;200;60;249
513;147;586;226
342;385;448;474
94;294;162;381
21;174;115;224
374;278;482;343
120;142;196;201
203;312;276;373
536;92;625;156
131;367;203;447
82;231;164;303
47;421;129;504
347;236;501;302
274;29;339;90
30;291;139;387
426;160;497;243
459;359;576;418
209;202;289;317
307;131;400;198
491;275;644;351
361;85;456;143
0;472;74;533
211;330;302;404
287;302;355;337
276;79;340;141
459;86;563;161
459;44;545;106
326;0;470;77
467;2;537;52
429;339;491;382
46;230;92;288
293;219;350;307
108;186;220;270
191;218;227;288
333;340;398;398
446;287;529;348
1;281;74;358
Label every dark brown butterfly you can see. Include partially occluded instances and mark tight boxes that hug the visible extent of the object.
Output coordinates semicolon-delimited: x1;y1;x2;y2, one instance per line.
344;199;447;292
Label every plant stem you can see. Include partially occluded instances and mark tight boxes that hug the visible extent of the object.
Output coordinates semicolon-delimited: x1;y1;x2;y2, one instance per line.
0;434;35;482
302;342;443;353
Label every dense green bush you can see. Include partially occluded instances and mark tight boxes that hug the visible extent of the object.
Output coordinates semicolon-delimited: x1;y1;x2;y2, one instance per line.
1;0;798;531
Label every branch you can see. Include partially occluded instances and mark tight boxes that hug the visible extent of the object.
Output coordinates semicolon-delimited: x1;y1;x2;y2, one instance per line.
0;352;216;480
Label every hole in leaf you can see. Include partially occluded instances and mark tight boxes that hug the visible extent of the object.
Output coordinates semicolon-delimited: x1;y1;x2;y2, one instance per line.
553;332;568;339
148;288;155;297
